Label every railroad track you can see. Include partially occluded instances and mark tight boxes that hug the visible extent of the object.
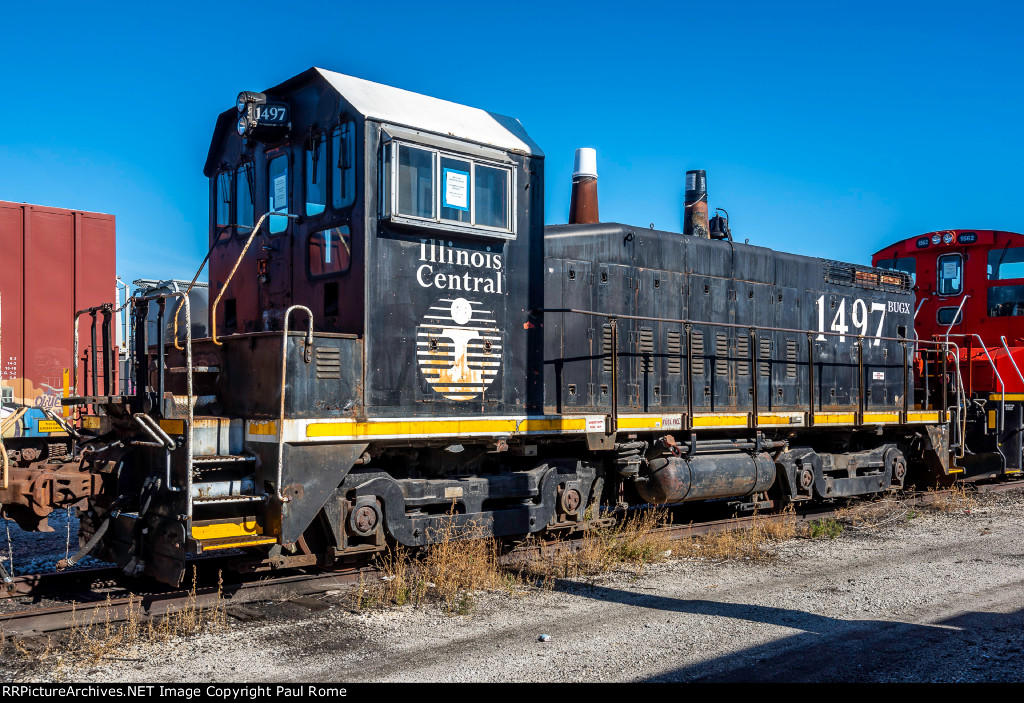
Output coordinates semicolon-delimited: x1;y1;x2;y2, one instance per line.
2;479;1020;637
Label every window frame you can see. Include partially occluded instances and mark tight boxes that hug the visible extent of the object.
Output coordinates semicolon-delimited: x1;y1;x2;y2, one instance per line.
234;160;255;239
266;150;291;236
988;284;1024;318
987;245;1024;281
304;131;328;218
936;306;963;326
381;138;517;239
936;253;963;297
307;225;353;279
214;170;233;243
332;118;357;212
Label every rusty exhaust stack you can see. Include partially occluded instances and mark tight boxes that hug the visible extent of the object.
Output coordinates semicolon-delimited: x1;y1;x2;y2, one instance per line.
683;169;709;238
568;148;599;224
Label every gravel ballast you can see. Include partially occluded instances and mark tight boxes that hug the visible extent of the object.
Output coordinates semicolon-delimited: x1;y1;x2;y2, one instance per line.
9;487;1024;683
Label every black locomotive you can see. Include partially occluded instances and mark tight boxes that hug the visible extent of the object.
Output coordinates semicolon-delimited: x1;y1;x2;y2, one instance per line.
63;68;953;585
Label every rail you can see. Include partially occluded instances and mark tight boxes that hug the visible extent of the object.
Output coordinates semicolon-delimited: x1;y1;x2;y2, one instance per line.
210;212;300;346
537;307;960;435
277;306;314;503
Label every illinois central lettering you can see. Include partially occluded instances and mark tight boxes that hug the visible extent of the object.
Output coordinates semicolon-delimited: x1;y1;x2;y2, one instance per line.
415;239;503;294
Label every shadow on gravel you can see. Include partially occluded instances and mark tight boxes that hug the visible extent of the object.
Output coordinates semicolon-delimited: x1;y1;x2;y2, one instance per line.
555;580;1024;683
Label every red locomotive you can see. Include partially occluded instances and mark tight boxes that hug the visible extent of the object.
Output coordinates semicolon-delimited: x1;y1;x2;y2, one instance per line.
873;230;1024;478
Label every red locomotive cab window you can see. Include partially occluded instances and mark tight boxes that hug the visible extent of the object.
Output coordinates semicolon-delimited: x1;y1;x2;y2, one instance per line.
937;254;962;296
308;226;351;276
988;245;1024;280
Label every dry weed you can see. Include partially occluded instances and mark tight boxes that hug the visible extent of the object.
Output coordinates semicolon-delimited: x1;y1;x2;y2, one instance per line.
357;510;507;614
925;482;977;514
4;569;228;679
674;505;798;563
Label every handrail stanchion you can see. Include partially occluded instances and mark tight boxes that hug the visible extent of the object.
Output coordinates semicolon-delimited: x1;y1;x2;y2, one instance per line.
750;328;758;429
807;333;815;427
609;317;619;434
277;305;314;503
685;324;694;429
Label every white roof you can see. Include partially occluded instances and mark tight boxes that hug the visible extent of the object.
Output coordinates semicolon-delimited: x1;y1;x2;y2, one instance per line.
315;68;543;157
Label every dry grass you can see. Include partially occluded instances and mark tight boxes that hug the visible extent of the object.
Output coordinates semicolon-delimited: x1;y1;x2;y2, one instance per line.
673;506;799;562
522;508;675;584
3;570;228;680
355;514;510;615
925;482;977;514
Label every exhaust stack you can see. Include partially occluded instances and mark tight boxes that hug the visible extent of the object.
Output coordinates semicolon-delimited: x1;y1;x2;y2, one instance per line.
568;148;599;224
683;169;709;238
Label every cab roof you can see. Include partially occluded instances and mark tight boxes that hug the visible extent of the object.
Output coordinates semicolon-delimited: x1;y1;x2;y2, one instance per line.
205;67;543;175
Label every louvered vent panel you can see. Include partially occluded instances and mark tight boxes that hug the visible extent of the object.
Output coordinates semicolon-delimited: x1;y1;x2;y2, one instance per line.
759;338;771;377
690;330;704;376
737;335;750;376
639;327;654;373
667;331;681;375
786;338;798;378
315;348;342;380
715;334;729;376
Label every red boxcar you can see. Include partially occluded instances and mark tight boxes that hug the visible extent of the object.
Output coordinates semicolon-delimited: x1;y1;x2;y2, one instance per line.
0;201;116;418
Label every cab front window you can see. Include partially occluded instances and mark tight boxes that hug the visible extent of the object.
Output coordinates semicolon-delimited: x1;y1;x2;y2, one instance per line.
937;254;962;296
268;154;289;234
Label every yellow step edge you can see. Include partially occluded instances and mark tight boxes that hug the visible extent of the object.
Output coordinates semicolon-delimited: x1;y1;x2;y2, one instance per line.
200;537;278;551
192;518;263;541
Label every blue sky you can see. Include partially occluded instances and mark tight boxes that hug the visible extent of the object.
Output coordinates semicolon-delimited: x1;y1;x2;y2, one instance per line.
1;1;1021;289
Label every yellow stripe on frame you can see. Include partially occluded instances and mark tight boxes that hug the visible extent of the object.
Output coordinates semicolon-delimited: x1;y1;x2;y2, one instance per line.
862;412;900;424
813;413;856;425
692;414;748;427
906;411;941;423
989;394;1024;401
305;417;588;439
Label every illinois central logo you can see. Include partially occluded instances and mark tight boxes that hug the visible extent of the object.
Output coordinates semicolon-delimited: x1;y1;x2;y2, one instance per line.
416;297;501;401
